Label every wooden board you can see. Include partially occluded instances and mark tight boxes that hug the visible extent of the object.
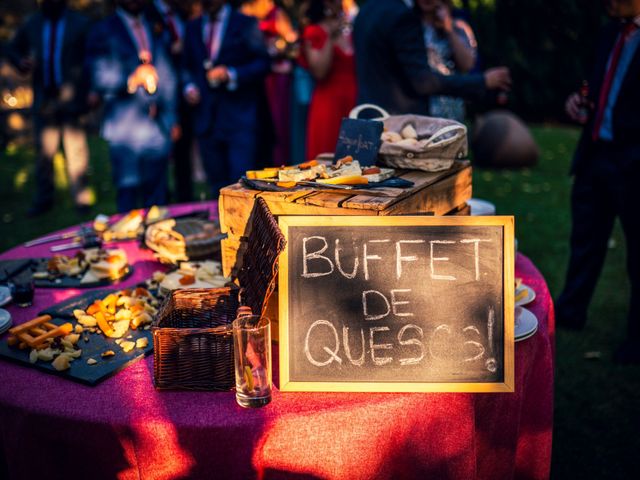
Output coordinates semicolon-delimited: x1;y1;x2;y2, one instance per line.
0;290;153;386
0;258;134;289
277;215;514;393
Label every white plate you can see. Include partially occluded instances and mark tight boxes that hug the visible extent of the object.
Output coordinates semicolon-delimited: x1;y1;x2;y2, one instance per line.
515;325;538;342
0;308;11;335
515;306;538;340
0;286;11;307
467;198;496;216
515;284;536;306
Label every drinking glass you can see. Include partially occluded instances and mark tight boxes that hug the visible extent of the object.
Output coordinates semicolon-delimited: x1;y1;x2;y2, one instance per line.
12;280;34;307
232;314;272;408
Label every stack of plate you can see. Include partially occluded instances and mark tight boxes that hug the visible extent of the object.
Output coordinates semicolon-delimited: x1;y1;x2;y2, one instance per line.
0;308;11;335
515;306;538;342
0;286;11;307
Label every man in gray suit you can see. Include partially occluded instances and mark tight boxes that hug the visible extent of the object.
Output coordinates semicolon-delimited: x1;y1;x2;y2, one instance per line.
8;0;91;216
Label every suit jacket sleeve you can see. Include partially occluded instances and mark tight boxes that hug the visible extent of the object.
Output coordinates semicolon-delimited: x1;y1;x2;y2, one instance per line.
6;17;33;73
85;21;128;99
229;17;270;87
180;20;199;90
156;48;178;135
391;9;485;100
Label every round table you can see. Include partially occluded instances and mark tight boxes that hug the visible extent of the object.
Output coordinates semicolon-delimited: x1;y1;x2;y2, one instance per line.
0;203;554;480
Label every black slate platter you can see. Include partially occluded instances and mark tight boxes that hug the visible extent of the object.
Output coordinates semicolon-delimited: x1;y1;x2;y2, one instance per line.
0;258;135;288
0;290;153;386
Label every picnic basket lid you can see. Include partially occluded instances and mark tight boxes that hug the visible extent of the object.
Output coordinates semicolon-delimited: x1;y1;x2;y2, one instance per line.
234;197;286;317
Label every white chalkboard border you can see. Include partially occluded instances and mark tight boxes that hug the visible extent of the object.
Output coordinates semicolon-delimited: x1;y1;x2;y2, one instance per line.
278;215;515;393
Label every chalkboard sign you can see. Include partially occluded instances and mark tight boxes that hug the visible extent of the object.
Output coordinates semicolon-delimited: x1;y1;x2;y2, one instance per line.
278;215;514;392
333;118;383;166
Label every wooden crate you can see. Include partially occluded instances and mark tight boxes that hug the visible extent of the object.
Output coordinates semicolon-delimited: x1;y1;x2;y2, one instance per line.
219;161;472;340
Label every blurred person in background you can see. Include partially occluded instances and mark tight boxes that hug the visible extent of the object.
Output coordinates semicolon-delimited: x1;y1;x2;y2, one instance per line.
182;0;270;197
299;0;356;161
7;0;92;217
146;0;195;202
557;0;640;363
415;0;477;122
86;0;178;212
353;0;510;116
243;0;298;166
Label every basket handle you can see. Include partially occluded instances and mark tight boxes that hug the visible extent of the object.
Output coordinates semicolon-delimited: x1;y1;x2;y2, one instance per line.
349;103;390;120
422;124;467;147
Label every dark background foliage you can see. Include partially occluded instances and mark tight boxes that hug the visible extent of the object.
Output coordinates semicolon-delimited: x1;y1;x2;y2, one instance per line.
457;0;606;121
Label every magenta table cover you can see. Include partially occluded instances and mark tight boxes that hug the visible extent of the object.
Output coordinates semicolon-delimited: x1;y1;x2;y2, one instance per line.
0;203;554;480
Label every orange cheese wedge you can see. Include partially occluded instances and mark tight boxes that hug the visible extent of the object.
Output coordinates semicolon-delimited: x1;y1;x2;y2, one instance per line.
95;311;114;337
298;159;318;170
515;288;529;303
246;168;280;180
317;176;369;185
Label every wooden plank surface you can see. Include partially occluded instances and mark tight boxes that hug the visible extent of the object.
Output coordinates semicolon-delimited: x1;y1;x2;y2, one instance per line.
384;166;472;216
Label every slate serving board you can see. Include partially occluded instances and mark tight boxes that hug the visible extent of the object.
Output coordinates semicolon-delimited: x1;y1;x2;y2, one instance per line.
0;258;135;289
0;289;153;386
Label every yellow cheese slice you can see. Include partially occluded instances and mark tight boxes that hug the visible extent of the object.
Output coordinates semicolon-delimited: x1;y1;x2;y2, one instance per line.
316;176;369;185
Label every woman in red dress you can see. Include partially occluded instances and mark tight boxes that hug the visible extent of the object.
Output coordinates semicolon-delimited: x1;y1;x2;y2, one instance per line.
299;0;357;161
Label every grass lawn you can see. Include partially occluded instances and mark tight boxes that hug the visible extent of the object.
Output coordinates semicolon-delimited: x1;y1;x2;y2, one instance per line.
1;126;639;477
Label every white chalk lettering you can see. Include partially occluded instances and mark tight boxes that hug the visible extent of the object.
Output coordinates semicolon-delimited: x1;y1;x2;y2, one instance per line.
369;326;393;366
430;240;456;281
462;325;485;362
463;341;485;362
395;240;425;279
429;324;452;360
460;239;491;280
390;289;414;317
486;307;495;353
397;324;424;365
334;238;359;279
302;236;334;278
304;320;342;366
362;289;391;320
363;239;389;280
342;326;365;366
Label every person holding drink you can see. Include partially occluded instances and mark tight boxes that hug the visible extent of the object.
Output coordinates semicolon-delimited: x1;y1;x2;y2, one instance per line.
353;0;511;116
557;0;640;364
86;0;178;212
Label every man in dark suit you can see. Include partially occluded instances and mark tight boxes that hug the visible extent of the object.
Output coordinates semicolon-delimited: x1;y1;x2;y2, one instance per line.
353;0;511;115
146;0;195;203
182;0;270;197
557;0;640;363
86;0;178;212
7;0;91;216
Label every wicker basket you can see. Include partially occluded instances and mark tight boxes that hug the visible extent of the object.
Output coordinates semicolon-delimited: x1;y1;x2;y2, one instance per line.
349;104;468;172
152;198;286;390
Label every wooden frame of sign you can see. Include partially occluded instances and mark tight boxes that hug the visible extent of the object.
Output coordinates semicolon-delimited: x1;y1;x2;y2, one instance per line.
278;215;515;393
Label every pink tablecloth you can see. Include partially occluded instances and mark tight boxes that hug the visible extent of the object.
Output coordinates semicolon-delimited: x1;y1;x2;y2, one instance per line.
0;204;554;480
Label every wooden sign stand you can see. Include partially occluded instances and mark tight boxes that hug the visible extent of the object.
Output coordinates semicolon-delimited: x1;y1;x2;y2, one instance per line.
278;215;515;393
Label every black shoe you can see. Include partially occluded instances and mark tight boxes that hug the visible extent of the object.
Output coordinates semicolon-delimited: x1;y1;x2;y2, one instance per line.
613;340;640;365
27;202;53;218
